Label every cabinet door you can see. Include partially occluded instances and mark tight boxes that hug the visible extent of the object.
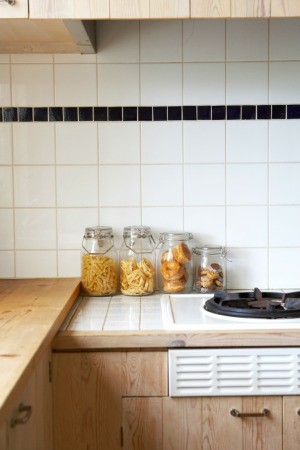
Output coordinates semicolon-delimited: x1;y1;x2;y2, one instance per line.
231;0;271;17
122;397;163;450
272;0;300;16
149;0;189;18
53;352;122;450
283;396;300;450
29;0;109;19
191;0;230;17
0;0;28;18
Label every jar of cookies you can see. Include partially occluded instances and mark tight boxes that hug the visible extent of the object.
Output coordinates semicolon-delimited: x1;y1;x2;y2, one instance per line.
119;226;156;296
193;246;226;293
81;226;118;296
157;232;193;294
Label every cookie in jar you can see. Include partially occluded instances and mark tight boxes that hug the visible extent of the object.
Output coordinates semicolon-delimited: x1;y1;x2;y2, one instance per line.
158;232;193;293
193;246;226;293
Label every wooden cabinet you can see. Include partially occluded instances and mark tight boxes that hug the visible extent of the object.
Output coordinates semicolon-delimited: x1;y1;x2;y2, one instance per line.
271;0;300;16
53;350;300;450
231;0;271;17
191;0;231;17
0;0;28;18
0;348;52;450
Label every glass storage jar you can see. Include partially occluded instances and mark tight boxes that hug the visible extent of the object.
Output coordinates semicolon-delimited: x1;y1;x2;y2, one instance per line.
119;226;156;296
157;232;193;294
193;246;226;293
81;226;118;296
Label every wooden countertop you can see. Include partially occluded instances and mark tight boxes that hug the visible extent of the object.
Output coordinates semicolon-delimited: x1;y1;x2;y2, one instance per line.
0;278;80;423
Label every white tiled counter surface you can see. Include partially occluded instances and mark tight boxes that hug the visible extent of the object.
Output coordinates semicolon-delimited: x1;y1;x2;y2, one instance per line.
61;294;163;332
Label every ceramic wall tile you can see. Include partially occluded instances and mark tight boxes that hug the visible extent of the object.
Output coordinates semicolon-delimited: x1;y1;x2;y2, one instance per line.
56;122;98;164
99;165;140;206
15;208;56;249
98;63;139;106
58;250;81;277
227;206;268;247
226;19;268;61
226;62;268;104
99;207;141;248
227;248;268;289
56;166;98;207
269;163;300;205
269;206;300;247
184;121;225;163
269;248;300;289
140;20;182;62
226;121;268;163
269;121;300;162
55;64;97;106
14;166;56;207
183;63;225;104
140;63;182;105
141;165;183;206
11;64;54;106
269;62;300;104
142;207;183;240
11;54;53;63
270;18;300;61
184;206;226;245
184;164;225;206
0;251;14;278
183;20;225;62
13;123;55;164
226;164;268;205
16;250;57;278
141;122;182;164
99;122;140;164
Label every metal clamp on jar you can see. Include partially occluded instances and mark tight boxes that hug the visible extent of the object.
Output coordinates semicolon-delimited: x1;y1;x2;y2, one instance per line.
119;226;156;296
157;232;193;294
193;246;227;293
81;226;118;296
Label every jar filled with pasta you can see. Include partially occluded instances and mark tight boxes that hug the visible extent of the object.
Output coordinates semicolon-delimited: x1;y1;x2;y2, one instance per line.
193;246;226;293
157;232;193;294
119;226;156;296
81;226;118;296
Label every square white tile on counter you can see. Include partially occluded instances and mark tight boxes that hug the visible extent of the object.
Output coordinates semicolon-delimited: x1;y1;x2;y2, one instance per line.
227;206;268;247
183;20;225;62
184;206;225;244
16;250;57;278
0;251;14;278
226;248;268;290
58;250;81;277
269;248;300;289
0;209;14;250
269;206;300;247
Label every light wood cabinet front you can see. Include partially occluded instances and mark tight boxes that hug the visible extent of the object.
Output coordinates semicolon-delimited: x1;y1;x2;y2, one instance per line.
0;0;28;18
271;0;300;16
191;0;230;18
283;396;300;450
29;0;109;19
231;0;271;17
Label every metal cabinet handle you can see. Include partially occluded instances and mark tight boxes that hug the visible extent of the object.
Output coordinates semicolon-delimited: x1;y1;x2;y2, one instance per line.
230;408;270;418
10;403;32;428
0;0;15;5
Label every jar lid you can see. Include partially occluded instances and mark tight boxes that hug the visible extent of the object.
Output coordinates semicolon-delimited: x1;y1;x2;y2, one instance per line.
193;245;225;256
159;231;193;242
123;225;152;239
84;226;113;239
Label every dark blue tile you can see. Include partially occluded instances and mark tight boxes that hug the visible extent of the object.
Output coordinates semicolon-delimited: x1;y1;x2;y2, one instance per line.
212;106;225;120
183;106;196;120
138;107;152;121
34;107;48;121
168;106;181;120
197;106;211;120
3;107;18;122
227;105;240;120
154;107;167;121
272;105;286;119
0;108;2;122
257;105;271;120
19;107;33;122
109;107;122;121
287;105;300;119
64;107;78;121
242;105;256;120
79;107;93;121
123;107;137;121
49;107;63;122
94;107;107;121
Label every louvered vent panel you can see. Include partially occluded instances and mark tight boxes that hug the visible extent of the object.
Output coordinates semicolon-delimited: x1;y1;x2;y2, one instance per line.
169;348;300;397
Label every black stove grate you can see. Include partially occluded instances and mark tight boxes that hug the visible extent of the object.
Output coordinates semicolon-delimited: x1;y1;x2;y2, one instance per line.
204;288;300;319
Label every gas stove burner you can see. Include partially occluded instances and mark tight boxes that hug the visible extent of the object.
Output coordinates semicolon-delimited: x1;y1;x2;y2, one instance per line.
204;288;300;319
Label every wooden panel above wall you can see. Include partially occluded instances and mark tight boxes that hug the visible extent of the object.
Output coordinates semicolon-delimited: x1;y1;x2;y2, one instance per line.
29;0;109;19
0;0;28;18
272;0;300;17
191;0;230;18
231;0;271;17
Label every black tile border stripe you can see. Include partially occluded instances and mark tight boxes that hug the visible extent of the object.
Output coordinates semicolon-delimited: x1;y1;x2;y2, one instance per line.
1;105;300;122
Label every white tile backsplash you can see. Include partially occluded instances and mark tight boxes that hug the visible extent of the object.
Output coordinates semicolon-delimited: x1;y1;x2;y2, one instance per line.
1;19;300;289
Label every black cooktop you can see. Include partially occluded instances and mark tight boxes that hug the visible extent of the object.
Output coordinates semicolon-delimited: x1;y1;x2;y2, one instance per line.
204;288;300;319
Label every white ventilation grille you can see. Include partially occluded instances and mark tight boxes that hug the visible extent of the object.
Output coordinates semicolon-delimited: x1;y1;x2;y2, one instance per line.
169;348;300;397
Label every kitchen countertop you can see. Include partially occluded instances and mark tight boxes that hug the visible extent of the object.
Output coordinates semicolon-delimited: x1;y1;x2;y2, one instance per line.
0;278;80;423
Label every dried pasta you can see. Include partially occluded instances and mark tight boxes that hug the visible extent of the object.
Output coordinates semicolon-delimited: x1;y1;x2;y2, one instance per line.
81;254;117;295
120;257;155;295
